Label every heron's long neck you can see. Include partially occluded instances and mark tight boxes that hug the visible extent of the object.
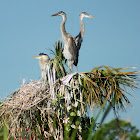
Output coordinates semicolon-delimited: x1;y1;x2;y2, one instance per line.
80;17;85;38
61;15;68;39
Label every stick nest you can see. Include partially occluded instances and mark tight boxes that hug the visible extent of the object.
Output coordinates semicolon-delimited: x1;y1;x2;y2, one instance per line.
0;80;57;139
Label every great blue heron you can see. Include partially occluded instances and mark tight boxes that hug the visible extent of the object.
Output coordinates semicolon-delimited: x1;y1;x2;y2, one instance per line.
74;12;95;57
33;53;50;82
52;11;78;73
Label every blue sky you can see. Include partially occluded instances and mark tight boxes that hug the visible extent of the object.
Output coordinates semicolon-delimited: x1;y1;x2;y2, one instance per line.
0;0;140;130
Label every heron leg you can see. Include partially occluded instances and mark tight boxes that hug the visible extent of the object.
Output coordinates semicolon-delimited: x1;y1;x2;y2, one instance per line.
68;61;73;74
76;66;78;72
72;64;73;73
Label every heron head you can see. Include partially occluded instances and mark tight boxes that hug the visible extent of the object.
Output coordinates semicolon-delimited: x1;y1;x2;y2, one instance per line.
80;12;95;19
33;53;50;62
52;11;66;17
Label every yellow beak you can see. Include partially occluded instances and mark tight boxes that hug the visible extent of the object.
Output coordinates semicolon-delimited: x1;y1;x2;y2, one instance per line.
32;56;39;59
89;15;95;18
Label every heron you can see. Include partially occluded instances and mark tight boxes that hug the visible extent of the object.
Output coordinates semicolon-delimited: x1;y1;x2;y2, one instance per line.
33;53;50;82
52;11;78;73
74;12;95;57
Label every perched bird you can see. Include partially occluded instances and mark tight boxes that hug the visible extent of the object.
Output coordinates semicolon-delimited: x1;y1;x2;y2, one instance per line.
52;11;78;73
74;12;95;61
33;53;50;82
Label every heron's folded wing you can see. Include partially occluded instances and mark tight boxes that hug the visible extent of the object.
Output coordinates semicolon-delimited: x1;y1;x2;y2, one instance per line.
68;36;78;66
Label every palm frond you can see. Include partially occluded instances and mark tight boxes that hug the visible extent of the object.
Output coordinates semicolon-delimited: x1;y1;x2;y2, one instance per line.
90;66;139;110
50;40;67;78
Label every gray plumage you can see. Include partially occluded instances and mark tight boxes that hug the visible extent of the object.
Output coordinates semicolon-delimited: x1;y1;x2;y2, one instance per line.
33;53;50;82
52;11;78;73
74;12;95;63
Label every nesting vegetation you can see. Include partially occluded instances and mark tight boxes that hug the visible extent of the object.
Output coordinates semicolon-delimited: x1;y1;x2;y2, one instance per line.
0;40;140;140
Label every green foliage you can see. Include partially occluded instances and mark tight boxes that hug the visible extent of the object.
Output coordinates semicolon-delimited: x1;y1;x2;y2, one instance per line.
93;119;140;140
0;125;8;140
50;40;67;78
